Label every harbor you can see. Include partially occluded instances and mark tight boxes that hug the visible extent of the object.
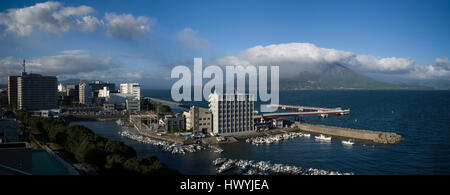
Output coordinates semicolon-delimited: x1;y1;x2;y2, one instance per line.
213;158;353;175
245;132;309;145
294;122;403;144
118;128;204;155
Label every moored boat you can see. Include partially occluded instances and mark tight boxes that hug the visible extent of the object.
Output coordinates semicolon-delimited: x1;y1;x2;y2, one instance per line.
342;140;354;145
315;134;331;141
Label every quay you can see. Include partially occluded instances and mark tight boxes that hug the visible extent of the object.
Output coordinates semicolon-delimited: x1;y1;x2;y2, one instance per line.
263;104;350;118
292;122;402;144
142;97;190;108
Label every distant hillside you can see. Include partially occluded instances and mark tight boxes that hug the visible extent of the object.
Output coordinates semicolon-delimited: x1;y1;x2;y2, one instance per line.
280;64;433;90
59;79;95;85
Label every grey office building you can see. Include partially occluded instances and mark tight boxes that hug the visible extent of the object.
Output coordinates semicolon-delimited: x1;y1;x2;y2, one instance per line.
17;74;57;111
209;93;255;135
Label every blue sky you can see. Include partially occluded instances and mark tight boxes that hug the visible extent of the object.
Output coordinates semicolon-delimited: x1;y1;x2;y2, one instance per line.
0;0;449;88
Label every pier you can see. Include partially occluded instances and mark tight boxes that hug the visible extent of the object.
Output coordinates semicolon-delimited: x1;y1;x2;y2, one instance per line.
142;97;190;108
263;104;350;118
293;122;402;144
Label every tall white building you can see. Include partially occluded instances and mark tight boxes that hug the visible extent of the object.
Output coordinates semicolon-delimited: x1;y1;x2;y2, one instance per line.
57;83;66;92
98;86;110;98
208;93;255;135
120;83;141;100
79;83;93;104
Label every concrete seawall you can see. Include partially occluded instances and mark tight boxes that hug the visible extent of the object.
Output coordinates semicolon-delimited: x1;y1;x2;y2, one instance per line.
293;122;402;144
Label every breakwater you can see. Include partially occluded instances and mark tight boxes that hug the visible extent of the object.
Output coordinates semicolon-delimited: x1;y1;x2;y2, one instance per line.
293;122;402;144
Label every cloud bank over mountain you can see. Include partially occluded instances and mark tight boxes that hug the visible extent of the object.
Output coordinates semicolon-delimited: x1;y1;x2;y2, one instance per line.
212;43;449;88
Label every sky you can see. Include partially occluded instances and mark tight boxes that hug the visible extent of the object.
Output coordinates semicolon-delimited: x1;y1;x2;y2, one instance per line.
0;0;449;88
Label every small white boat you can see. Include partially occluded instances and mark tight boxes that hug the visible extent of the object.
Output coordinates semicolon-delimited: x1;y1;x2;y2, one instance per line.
116;119;124;126
218;164;233;173
303;134;311;137
342;140;354;145
315;134;331;141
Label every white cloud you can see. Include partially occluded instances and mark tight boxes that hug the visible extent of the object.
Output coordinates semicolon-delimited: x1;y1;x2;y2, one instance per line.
212;42;449;87
0;50;118;81
352;55;414;73
0;1;154;41
104;13;155;41
435;57;450;70
213;43;356;77
0;1;100;36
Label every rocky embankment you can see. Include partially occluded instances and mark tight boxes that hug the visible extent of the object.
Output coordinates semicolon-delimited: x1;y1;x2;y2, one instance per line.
293;122;402;144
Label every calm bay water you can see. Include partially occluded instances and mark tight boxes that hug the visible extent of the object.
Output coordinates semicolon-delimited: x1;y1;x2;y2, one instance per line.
72;90;450;175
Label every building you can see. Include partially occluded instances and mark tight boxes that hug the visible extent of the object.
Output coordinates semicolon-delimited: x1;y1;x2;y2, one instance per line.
103;103;115;112
126;98;140;113
108;93;140;113
98;86;110;98
0;119;19;143
187;106;212;134
0;142;32;175
57;83;66;92
208;93;255;135
17;74;57;111
159;114;185;132
120;83;141;100
29;109;62;118
65;84;79;103
89;81;115;98
183;111;192;130
79;83;93;104
7;76;18;110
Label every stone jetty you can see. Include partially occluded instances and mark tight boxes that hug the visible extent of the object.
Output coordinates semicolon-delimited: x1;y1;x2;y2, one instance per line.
293;122;402;144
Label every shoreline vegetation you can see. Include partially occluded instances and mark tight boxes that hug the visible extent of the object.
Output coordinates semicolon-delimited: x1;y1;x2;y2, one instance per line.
10;111;178;175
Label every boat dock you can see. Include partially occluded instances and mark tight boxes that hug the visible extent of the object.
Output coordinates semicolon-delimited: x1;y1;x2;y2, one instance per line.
293;122;402;144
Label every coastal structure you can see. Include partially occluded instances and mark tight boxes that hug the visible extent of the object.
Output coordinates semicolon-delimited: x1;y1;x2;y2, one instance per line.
79;83;93;105
120;83;141;100
293;122;402;144
209;93;255;135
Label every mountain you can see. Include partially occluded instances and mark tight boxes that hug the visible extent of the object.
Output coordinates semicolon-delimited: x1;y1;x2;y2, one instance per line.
59;79;99;85
280;64;433;90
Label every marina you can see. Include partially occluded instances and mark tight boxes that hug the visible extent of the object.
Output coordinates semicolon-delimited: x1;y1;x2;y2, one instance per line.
213;158;353;175
245;132;308;145
118;128;204;155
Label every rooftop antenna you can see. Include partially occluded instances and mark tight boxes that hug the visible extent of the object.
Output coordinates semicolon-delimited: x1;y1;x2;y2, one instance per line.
21;59;27;76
